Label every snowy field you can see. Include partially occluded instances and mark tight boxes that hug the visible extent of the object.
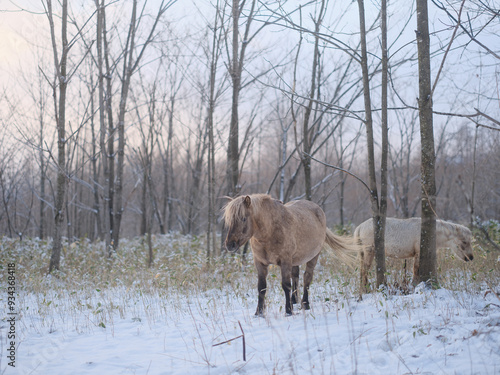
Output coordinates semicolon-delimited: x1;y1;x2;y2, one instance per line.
1;235;499;375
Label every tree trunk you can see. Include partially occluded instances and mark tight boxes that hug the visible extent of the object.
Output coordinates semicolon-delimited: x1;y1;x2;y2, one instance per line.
166;95;175;231
89;65;102;241
207;99;217;258
112;0;137;251
279;121;288;202
470;125;478;229
206;1;223;260
38;95;46;240
186;124;207;234
227;0;242;197
416;0;437;286
207;90;216;259
159;94;176;233
378;0;389;288
302;0;325;201
140;165;147;235
357;0;386;288
48;0;69;273
96;0;114;253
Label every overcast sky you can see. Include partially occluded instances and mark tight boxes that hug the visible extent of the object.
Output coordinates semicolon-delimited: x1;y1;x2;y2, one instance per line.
1;0;498;127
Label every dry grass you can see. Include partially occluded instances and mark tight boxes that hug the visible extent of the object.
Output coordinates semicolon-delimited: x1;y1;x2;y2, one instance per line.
1;231;499;375
1;231;499;335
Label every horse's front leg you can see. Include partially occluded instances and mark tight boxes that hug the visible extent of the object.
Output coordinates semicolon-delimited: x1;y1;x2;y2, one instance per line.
291;266;300;305
412;253;420;287
254;261;268;317
280;262;293;316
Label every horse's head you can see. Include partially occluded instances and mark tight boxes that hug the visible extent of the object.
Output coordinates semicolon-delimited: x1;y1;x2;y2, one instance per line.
223;195;254;252
450;225;474;262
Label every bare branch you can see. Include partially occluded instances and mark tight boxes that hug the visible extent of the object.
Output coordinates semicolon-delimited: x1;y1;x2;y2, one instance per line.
306;153;372;195
431;0;466;98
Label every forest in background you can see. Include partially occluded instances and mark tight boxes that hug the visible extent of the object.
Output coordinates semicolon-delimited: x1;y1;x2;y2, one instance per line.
0;0;499;257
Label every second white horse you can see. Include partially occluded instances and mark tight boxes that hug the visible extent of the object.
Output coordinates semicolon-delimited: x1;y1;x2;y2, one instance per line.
355;217;473;290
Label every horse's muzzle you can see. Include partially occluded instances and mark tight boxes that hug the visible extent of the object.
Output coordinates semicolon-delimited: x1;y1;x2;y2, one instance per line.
225;240;240;252
464;254;474;261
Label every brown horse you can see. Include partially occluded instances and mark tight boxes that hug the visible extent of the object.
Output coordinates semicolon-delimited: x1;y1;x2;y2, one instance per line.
355;217;474;290
223;194;359;316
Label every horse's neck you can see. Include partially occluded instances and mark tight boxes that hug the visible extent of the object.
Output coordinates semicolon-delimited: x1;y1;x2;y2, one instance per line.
250;201;279;242
436;220;455;246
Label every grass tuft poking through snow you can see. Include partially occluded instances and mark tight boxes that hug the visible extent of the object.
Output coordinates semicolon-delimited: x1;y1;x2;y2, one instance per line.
1;233;499;374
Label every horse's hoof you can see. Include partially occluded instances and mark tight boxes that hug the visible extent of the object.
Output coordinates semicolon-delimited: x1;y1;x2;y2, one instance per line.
285;311;293;317
255;310;265;318
301;302;310;310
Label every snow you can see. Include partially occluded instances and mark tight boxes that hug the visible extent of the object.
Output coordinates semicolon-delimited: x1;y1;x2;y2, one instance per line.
1;235;499;374
3;280;500;375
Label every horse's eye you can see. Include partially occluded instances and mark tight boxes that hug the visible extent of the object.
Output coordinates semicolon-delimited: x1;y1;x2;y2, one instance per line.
242;217;247;222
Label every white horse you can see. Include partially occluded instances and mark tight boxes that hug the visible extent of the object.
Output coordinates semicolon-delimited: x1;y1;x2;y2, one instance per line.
355;217;474;289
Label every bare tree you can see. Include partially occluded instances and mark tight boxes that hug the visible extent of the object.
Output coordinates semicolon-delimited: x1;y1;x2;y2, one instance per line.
226;0;268;197
0;140;25;239
157;44;184;234
25;70;51;239
206;0;228;258
357;0;387;289
379;0;389;285
292;0;326;201
44;0;69;273
9;56;55;241
185;107;209;235
388;110;420;218
88;59;103;240
107;0;175;253
333;120;363;227
416;0;437;286
94;0;114;252
132;72;164;266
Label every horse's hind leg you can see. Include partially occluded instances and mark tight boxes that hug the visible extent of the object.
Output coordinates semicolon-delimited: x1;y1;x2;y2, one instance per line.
254;261;268;317
291;266;300;305
280;263;293;316
302;253;320;310
360;246;375;294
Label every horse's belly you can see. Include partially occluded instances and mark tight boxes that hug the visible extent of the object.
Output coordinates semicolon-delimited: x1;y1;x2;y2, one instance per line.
291;244;322;266
385;237;416;259
386;244;415;259
251;237;323;267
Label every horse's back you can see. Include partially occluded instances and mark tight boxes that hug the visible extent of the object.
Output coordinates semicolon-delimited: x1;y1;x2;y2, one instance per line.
355;217;421;258
284;200;326;226
283;200;327;264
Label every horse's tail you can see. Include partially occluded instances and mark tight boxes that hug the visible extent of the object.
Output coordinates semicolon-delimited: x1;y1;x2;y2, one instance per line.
324;228;362;268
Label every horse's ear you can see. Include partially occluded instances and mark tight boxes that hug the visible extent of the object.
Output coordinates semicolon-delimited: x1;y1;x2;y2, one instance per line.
244;195;251;208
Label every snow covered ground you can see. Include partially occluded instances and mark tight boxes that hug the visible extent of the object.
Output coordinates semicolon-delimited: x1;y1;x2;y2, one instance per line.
3;279;500;374
1;235;499;374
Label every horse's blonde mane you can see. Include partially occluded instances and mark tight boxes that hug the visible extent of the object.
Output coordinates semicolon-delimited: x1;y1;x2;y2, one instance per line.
223;194;270;227
436;219;470;239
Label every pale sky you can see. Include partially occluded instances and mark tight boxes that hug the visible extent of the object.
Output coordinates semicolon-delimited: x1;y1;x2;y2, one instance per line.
1;2;50;86
2;0;498;125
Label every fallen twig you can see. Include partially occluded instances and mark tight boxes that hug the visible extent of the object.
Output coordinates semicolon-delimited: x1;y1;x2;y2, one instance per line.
212;320;246;361
239;321;246;362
